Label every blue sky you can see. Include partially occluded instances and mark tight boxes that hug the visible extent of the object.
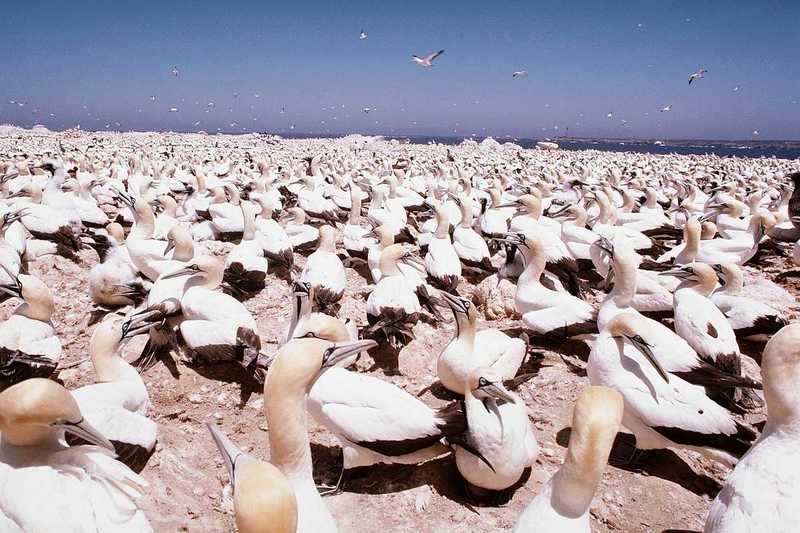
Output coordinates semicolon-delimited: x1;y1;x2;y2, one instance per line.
2;0;798;139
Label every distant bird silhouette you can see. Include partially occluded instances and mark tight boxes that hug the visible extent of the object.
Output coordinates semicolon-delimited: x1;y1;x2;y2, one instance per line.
359;30;368;40
689;68;707;84
171;66;179;77
660;105;672;112
512;70;528;78
788;173;800;229
412;50;445;68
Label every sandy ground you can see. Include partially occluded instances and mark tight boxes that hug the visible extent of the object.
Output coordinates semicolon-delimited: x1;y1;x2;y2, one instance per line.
7;243;798;533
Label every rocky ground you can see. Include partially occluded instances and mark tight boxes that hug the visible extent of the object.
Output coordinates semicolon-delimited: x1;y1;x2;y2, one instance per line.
6;243;798;533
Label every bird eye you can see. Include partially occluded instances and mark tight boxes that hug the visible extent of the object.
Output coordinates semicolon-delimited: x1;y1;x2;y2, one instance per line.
463;301;470;309
478;377;489;387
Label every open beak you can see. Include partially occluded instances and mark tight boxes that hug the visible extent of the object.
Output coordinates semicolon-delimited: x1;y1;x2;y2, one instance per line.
6;190;29;200
4;209;28;224
321;339;378;369
120;317;157;339
592;237;614;257
400;254;426;272
625;334;670;384
439;290;469;314
0;280;21;298
55;417;115;451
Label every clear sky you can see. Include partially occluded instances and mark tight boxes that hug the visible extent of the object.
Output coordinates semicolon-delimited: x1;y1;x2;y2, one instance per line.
1;0;798;140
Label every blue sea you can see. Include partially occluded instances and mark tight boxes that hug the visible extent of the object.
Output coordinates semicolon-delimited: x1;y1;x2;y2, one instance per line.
394;136;800;160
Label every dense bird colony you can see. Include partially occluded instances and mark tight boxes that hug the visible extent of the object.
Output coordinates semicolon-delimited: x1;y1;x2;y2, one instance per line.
0;126;799;532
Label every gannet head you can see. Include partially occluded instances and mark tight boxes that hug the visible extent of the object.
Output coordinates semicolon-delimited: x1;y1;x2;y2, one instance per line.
552;386;623;518
605;313;669;383
467;367;516;404
0;378;113;449
293;313;351;344
439;290;477;325
379;243;424;277
161;255;223;289
207;424;298;533
762;323;800;424
267;338;377;393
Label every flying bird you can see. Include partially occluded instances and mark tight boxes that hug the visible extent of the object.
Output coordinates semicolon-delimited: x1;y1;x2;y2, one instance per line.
689;68;707;84
660;105;672;112
606;112;614;118
171;66;179;77
512;70;528;78
412;49;445;68
732;86;740;92
168;107;178;113
359;30;368;40
280;106;286;114
753;130;760;136
362;107;376;114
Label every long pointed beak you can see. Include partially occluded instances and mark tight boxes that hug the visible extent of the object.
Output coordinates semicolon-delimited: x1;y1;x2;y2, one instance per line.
164;241;175;255
660;267;690;279
161;266;195;280
626;335;670;384
592;237;614;257
121;319;156;339
207;423;253;485
321;339;378;369
439;290;467;313
6;190;28;200
483;382;517;404
495;202;519;208
400;254;426;271
56;418;115;452
0;283;21;298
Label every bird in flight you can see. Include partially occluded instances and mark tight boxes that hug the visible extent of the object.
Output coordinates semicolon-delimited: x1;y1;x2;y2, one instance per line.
171;66;179;77
606;112;614;118
359;30;368;40
362;107;376;114
732;86;740;92
280;105;286;114
169;107;178;113
412;49;445;68
150;95;156;102
753;130;760;136
660;104;672;112
512;70;528;78
688;68;707;84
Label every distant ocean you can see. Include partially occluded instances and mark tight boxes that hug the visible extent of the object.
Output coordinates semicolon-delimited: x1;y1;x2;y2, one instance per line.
392;136;800;160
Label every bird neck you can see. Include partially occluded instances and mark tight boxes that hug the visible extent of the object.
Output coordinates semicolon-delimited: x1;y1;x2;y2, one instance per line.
610;259;637;306
453;313;475;347
519;247;545;284
348;196;362;225
434;210;449;239
265;380;314;482
91;338;142;384
242;208;256;241
129;209;155;240
288;294;311;339
172;238;194;262
16;300;53;322
550;444;605;518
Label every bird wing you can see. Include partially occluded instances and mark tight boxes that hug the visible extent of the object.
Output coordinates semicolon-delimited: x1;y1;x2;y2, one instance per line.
311;369;440;448
427;49;445;62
